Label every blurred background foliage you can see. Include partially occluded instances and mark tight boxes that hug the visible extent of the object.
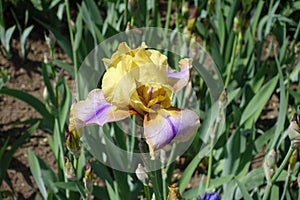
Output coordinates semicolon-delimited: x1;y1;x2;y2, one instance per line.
0;0;300;199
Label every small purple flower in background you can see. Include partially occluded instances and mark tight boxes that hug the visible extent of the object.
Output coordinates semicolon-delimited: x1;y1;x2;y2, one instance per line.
197;192;220;200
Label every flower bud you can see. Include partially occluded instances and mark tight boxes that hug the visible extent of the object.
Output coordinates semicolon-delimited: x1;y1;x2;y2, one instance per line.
167;184;182;200
65;156;76;180
294;42;300;54
288;113;300;147
183;27;192;42
43;52;52;64
45;31;56;49
266;148;277;168
233;15;241;33
43;87;49;102
83;161;94;195
65;128;81;158
181;2;189;18
189;34;201;60
208;0;215;14
187;7;198;31
218;89;227;108
135;163;149;186
162;168;167;180
264;148;277;181
263;159;274;182
288;149;298;173
160;149;166;164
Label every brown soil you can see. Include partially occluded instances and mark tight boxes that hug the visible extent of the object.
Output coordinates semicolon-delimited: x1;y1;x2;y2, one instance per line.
0;33;70;199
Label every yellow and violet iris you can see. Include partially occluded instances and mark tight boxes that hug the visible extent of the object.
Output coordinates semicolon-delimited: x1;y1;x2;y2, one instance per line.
69;42;200;157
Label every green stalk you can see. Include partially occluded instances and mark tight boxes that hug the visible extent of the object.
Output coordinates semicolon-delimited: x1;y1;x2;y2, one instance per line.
149;169;163;200
280;173;291;200
224;34;238;88
144;185;151;200
164;0;172;30
262;146;294;200
65;0;79;98
206;105;223;190
152;0;158;27
298;185;300;200
55;118;69;198
124;0;128;27
0;0;3;26
129;115;136;167
162;172;167;200
206;145;213;189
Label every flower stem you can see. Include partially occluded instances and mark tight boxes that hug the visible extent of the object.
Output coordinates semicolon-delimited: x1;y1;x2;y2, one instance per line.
262;146;294;200
280;173;291;200
65;0;79;98
144;185;151;200
164;0;172;30
206;144;213;189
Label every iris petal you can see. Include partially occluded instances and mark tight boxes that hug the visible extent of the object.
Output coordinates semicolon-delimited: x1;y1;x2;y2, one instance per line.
167;58;192;92
69;89;130;131
102;61;136;107
143;108;199;157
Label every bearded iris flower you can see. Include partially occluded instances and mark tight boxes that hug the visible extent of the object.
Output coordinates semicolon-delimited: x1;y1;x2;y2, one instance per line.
69;42;200;158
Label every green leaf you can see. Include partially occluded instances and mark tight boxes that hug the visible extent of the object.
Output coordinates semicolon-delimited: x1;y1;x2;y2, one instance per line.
81;2;97;45
225;0;240;33
28;148;58;196
0;139;9;162
255;127;275;150
240;75;279;125
252;0;264;36
178;145;210;193
234;177;252;200
270;185;279;199
265;0;280;37
76;151;86;179
76;182;87;200
270;54;287;148
243;168;265;190
54;182;78;191
288;88;300;101
105;180;118;200
85;0;103;25
20;25;34;58
222;131;241;176
227;88;241;106
74;10;83;52
28;150;48;199
2;25;15;52
52;59;75;78
34;18;72;59
92;186;109;200
0;88;53;123
215;2;225;52
57;80;71;132
0;122;39;185
235;168;265;199
42;63;56;107
209;175;234;190
30;0;43;11
91;161;113;185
